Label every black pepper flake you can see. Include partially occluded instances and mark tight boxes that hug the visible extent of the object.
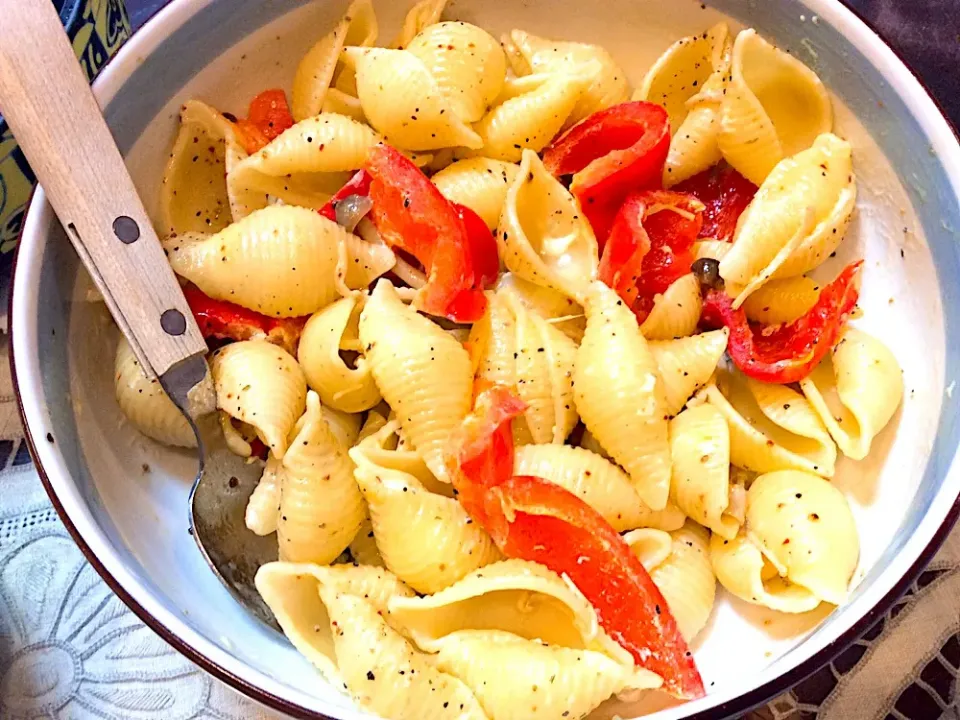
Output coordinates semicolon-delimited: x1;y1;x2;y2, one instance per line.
367;671;375;680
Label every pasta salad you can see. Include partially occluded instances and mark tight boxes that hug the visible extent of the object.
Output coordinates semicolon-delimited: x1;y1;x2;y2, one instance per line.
114;0;905;716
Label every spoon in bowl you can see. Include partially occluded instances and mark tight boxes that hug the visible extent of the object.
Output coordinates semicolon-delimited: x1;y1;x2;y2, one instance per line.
0;0;279;629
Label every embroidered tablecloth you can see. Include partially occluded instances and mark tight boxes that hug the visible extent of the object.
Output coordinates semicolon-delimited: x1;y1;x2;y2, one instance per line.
4;0;960;717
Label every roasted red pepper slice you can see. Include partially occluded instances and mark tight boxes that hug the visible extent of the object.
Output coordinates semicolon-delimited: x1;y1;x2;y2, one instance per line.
451;386;704;699
599;191;703;323
234;89;295;154
455;203;500;289
700;261;863;383
542;102;670;243
674;164;757;242
319;169;373;223
483;476;704;699
182;284;306;354
452;384;528;524
366;144;489;322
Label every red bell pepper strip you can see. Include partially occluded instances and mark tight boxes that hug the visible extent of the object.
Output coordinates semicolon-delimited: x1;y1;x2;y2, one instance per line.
599;191;704;323
451;384;528;524
542;102;670;244
484;476;704;699
322;171;497;291
234;89;295;155
365;144;490;322
700;261;863;384
451;386;704;699
318;169;373;223
673;164;757;242
182;284;307;355
455;203;500;289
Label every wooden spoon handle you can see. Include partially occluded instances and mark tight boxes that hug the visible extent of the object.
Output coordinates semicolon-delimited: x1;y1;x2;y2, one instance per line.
0;0;207;379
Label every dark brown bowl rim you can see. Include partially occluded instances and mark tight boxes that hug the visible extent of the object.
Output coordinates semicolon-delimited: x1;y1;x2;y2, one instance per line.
10;1;960;718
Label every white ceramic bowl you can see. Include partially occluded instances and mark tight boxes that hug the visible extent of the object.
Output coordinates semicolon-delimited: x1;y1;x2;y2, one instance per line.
12;0;960;717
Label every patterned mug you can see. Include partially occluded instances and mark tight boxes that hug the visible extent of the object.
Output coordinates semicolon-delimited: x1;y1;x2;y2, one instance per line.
0;0;130;255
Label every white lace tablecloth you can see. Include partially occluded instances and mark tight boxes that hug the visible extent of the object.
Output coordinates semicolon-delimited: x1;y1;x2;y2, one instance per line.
0;324;958;719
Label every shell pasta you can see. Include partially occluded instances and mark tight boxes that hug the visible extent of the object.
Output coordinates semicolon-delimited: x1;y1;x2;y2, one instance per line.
124;7;907;717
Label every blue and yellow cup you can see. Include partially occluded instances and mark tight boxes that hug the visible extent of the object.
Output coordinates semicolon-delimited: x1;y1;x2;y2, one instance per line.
0;0;130;254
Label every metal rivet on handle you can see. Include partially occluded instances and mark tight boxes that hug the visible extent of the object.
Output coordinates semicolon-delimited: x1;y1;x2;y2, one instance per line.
113;215;140;243
161;309;187;336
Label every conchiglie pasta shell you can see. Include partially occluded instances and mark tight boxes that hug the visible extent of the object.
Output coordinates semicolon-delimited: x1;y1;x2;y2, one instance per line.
800;328;903;460
255;562;415;687
277;392;366;564
665;102;726;188
639;273;703;340
387;559;631;666
514;444;685;532
114;336;196;447
772;185;856;281
168;205;343;317
227;113;379;219
495;272;585;343
321;87;366;122
161;100;240;237
349;517;385;567
695;369;836;477
316;587;487;719
720;134;855;306
391;0;446;49
718;29;833;185
219;412;257;458
747;470;859;605
709;531;822;613
245;454;282;536
346;47;482;151
627;523;716;642
290;0;377;122
210;340;307;458
354;419;452;496
741;275;821;325
299;296;381;412
472;72;589;162
500;33;530;76
432;158;520;230
648;328;729;416
359;280;472;481
341;231;396;290
321;405;363;450
406;22;506;123
351;447;500;594
498;150;598;301
435;630;660;720
576;282;672;510
471;291;518;389
511;297;579;444
509;29;630;126
651;26;732;184
636;23;729;133
622;528;674;571
671;405;740;540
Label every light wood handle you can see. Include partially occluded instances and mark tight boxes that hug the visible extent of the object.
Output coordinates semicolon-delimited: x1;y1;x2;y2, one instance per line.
0;0;207;379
